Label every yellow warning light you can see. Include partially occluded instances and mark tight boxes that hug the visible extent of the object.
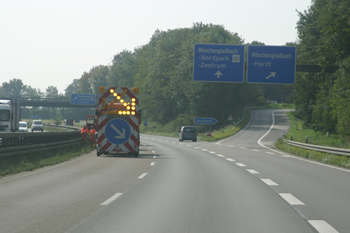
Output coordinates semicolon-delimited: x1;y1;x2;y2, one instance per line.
120;99;124;103
132;87;139;94
117;96;121;100
131;98;136;102
127;111;130;115
127;106;130;110
102;97;106;102
109;89;114;93
131;106;135;110
131;102;136;106
102;111;105;115
118;110;122;115
123;102;127;107
107;105;111;109
131;111;135;115
113;92;117;97
99;86;105;93
124;89;128;94
102;101;106;106
123;111;126;115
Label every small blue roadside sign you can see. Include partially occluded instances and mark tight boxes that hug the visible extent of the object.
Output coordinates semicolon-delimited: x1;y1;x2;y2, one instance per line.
193;44;245;83
105;119;131;145
194;117;218;125
144;120;148;126
71;94;96;105
247;46;296;84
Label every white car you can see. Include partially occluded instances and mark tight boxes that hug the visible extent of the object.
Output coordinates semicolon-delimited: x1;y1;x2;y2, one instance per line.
32;120;44;132
18;121;28;132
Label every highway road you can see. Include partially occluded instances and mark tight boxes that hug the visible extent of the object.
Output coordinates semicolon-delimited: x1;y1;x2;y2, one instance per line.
0;109;349;233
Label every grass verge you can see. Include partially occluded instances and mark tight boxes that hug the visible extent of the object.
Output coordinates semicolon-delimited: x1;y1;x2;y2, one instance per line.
276;112;350;168
140;107;258;142
0;144;95;177
276;139;350;169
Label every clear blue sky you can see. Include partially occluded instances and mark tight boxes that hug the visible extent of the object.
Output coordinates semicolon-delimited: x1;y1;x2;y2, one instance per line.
0;0;311;94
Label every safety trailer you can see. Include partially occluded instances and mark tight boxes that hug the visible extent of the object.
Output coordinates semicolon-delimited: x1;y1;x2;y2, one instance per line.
96;86;140;157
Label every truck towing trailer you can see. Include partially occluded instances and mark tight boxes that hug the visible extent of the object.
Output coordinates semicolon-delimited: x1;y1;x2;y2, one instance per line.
0;98;20;132
96;86;140;157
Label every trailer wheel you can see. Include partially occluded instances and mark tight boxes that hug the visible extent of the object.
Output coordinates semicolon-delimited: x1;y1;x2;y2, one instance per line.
97;151;101;156
134;150;139;157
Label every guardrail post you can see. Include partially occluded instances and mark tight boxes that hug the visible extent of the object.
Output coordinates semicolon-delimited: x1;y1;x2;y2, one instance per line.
291;134;293;141
306;136;309;144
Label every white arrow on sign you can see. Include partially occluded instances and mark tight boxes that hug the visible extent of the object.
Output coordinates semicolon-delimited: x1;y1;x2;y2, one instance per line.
214;71;223;78
266;72;277;80
111;124;126;139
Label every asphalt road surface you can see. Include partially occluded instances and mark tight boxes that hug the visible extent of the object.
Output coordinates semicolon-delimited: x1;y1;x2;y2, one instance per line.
0;109;349;233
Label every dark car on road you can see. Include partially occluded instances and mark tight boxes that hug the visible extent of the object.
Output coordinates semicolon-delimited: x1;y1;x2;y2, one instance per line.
179;126;197;142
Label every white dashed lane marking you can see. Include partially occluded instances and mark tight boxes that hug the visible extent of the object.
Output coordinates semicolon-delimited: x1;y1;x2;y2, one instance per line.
261;179;279;186
138;173;148;179
246;169;260;174
225;158;235;162
308;220;339;233
101;193;123;206
279;193;305;205
236;163;246;167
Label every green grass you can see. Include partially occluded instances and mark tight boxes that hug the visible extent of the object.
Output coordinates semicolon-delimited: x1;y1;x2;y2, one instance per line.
0;144;95;177
276;139;350;168
284;112;349;148
276;112;350;168
140;107;261;142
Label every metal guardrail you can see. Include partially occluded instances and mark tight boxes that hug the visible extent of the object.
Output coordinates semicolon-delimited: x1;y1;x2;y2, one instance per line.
0;130;82;157
283;139;350;157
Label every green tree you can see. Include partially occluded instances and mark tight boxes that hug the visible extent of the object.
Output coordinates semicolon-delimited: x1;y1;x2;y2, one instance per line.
0;79;24;98
293;0;350;134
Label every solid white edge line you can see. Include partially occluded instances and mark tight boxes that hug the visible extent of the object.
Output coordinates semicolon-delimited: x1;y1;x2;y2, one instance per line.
308;220;339;233
138;173;147;179
101;193;123;205
257;111;350;173
216;111;254;144
279;193;305;205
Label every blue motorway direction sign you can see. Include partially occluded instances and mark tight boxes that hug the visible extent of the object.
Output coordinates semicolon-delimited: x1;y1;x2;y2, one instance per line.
194;117;218;125
71;94;96;105
105;119;131;145
247;46;296;84
193;44;245;83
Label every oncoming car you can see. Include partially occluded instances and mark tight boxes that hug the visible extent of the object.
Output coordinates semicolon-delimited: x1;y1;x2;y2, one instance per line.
18;121;28;132
31;120;44;132
179;126;197;142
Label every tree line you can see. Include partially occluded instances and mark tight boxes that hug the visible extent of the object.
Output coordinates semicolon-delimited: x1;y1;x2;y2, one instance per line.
2;0;348;136
293;0;350;136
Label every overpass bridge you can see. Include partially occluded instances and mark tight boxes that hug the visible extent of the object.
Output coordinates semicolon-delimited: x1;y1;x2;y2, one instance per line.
18;98;98;108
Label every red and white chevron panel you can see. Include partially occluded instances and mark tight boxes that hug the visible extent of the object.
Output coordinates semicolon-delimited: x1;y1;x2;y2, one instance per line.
97;87;139;154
